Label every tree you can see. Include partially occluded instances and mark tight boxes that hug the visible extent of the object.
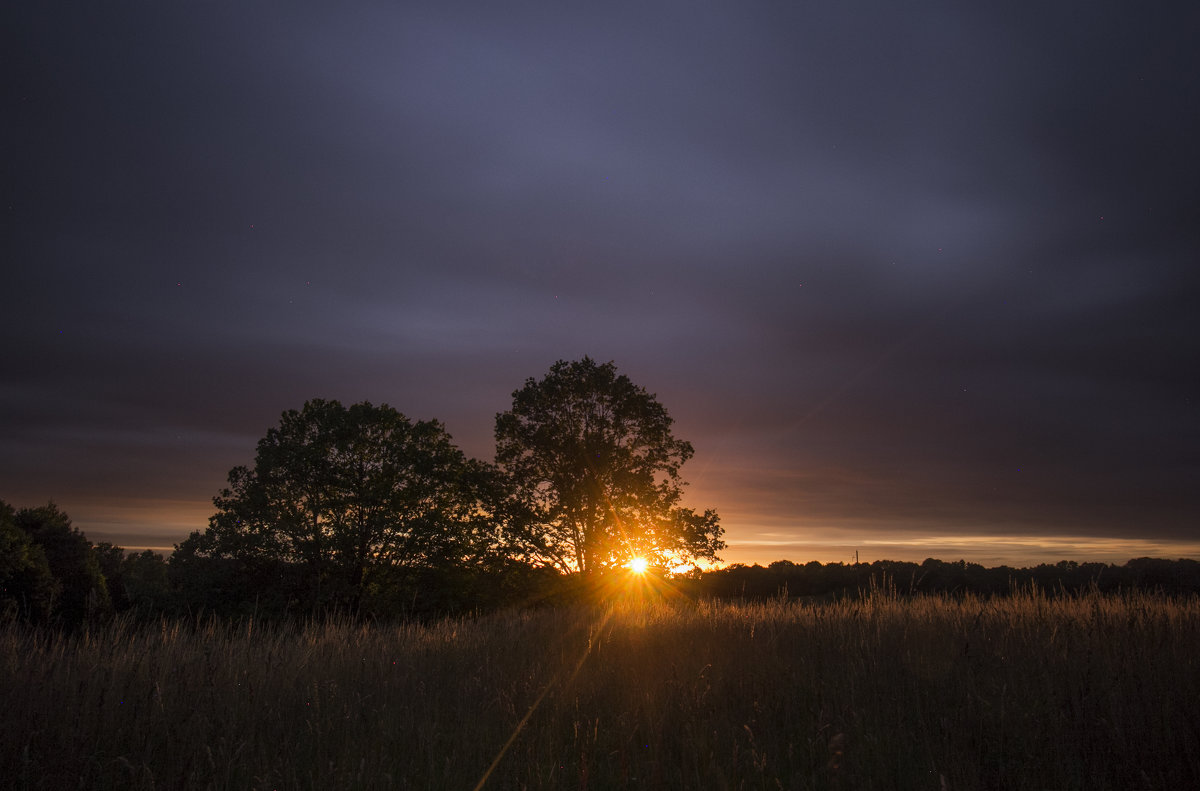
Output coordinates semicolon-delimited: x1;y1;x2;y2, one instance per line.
15;502;111;624
189;399;500;609
495;357;723;574
121;549;170;612
0;500;57;623
93;543;171;614
94;542;131;610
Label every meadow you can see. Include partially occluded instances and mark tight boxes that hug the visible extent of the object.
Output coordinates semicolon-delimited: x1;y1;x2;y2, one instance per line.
2;587;1197;790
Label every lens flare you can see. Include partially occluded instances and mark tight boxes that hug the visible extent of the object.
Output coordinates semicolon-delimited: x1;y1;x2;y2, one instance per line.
629;557;649;574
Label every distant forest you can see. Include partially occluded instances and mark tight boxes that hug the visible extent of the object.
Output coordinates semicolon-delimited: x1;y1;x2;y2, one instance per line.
4;499;1198;627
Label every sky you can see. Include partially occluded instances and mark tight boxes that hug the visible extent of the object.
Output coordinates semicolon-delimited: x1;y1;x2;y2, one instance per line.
4;1;1198;567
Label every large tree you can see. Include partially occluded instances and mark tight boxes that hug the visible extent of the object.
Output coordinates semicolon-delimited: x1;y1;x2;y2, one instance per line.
495;358;723;574
187;399;501;608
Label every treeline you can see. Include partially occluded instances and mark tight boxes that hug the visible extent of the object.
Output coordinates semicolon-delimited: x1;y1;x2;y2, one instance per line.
1;500;557;625
5;499;1199;628
690;557;1200;600
6;359;1197;626
1;501;170;625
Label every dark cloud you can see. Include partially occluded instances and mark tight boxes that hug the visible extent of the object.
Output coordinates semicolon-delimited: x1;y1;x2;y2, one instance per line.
3;1;1197;563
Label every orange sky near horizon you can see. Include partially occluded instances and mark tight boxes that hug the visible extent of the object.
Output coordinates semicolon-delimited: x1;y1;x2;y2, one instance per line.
64;495;1200;570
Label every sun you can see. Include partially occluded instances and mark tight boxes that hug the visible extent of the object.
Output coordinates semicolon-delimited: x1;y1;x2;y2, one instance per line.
628;556;649;574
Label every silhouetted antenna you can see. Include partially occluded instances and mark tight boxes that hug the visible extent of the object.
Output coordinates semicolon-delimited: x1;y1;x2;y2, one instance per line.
854;550;859;564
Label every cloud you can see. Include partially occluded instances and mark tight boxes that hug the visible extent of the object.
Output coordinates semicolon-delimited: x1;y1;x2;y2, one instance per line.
2;1;1197;561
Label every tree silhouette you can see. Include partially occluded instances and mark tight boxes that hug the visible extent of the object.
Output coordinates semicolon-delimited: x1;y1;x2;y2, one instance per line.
94;542;131;610
14;502;110;624
185;399;500;610
0;500;57;622
94;543;171;615
120;549;170;612
495;357;723;574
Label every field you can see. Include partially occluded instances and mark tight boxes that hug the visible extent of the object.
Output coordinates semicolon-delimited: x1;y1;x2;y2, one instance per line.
2;587;1198;790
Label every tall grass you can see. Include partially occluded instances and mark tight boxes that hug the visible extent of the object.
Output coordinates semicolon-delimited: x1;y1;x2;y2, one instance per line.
2;588;1197;789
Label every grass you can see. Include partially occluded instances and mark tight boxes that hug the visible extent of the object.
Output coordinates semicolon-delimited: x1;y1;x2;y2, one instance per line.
2;587;1198;789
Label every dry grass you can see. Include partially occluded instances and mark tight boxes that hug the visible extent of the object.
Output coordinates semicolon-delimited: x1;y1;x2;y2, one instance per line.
2;587;1198;789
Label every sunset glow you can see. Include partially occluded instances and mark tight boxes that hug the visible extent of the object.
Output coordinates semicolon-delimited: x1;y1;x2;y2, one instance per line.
628;557;649;574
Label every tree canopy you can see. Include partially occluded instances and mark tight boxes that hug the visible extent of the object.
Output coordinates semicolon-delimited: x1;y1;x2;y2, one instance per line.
184;399;500;609
0;500;57;623
495;357;723;574
14;502;112;624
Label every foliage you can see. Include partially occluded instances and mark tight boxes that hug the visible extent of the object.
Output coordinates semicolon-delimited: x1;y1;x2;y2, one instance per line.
357;556;561;618
695;556;1200;600
119;548;171;612
0;500;57;623
3;590;1198;789
168;535;306;618
95;542;171;614
187;399;503;610
93;542;130;609
13;502;110;625
495;357;723;574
